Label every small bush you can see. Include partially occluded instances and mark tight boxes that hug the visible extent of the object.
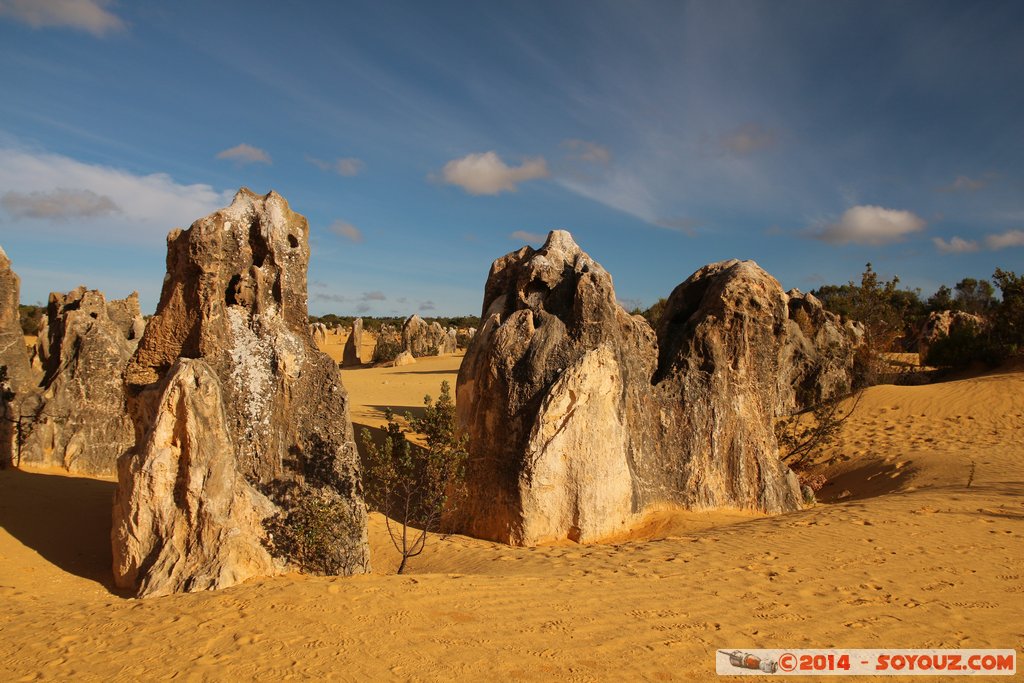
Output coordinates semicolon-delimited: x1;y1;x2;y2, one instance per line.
360;381;467;574
925;324;1000;369
372;334;403;364
261;438;367;576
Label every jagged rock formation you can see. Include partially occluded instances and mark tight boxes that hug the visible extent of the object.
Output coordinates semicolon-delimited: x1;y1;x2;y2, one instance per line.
310;322;328;347
342;318;364;366
918;310;987;365
19;287;143;475
456;231;861;545
112;360;280;597
114;188;370;597
0;246;37;467
455;327;477;349
782;289;864;408
402;314;456;357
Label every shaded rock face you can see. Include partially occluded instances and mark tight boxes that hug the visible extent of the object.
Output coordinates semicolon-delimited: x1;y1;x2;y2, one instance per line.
918;310;987;364
112;359;280;597
342;318;364;367
0;246;37;466
782;290;864;408
115;189;369;596
456;232;861;545
19;287;142;475
402;314;456;357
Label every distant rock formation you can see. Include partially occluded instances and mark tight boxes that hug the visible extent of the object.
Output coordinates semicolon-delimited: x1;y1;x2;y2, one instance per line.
0;246;37;467
390;350;416;367
455;231;862;545
455;327;476;349
19;287;143;475
401;314;455;357
310;322;328;346
114;189;370;597
918;310;987;365
782;289;865;408
342;318;364;366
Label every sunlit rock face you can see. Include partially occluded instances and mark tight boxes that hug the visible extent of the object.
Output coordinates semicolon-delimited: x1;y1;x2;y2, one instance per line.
19;287;143;475
114;189;369;596
456;231;862;545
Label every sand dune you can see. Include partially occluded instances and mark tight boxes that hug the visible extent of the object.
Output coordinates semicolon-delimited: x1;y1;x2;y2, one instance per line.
1;359;1022;680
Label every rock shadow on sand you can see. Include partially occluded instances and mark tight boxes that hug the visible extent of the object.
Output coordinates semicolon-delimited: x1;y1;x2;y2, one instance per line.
0;469;119;592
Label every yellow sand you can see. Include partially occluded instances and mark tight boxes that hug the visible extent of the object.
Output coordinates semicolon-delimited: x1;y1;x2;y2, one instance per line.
1;358;1022;680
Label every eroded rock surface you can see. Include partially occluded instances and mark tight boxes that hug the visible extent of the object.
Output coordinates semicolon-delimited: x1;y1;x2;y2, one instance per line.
19;287;142;475
456;231;861;545
0;246;37;466
918;310;987;365
114;189;369;596
112;359;280;597
402;314;456;357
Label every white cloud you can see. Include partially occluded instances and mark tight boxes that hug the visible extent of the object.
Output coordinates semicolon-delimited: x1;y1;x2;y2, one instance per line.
0;0;125;36
985;229;1024;250
509;230;546;244
932;236;979;253
328;219;363;243
561;139;611;165
361;291;386;301
215;143;271;165
306;155;364;177
0;147;232;244
440;151;548;195
2;187;119;219
721;123;778;155
938;174;988;193
811;205;926;246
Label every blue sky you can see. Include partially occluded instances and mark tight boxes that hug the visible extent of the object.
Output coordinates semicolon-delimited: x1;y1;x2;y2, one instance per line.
1;0;1022;316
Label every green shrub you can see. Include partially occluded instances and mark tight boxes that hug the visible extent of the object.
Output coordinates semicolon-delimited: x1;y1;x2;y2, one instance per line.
360;381;467;574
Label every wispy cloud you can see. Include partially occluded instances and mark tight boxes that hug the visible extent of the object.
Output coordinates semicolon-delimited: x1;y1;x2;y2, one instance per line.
654;217;701;237
509;230;546;244
561;139;611;165
355;302;371;313
932;236;979;253
306;155;364;177
361;290;386;301
328;219;363;243
938;174;991;193
0;147;231;244
985;229;1024;250
720;123;779;156
0;0;125;37
2;187;119;220
439;151;548;195
809;205;926;246
215;143;271;165
419;300;436;311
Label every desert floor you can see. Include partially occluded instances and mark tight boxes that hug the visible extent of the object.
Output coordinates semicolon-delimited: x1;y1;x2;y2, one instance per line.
1;344;1022;681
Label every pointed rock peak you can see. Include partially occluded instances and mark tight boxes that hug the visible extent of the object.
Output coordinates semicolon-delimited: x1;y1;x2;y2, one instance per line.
540;229;581;257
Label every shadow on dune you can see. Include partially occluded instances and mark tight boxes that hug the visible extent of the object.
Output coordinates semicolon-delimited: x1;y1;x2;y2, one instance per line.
815;460;919;503
389;369;461;376
364;405;427;421
0;468;120;593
